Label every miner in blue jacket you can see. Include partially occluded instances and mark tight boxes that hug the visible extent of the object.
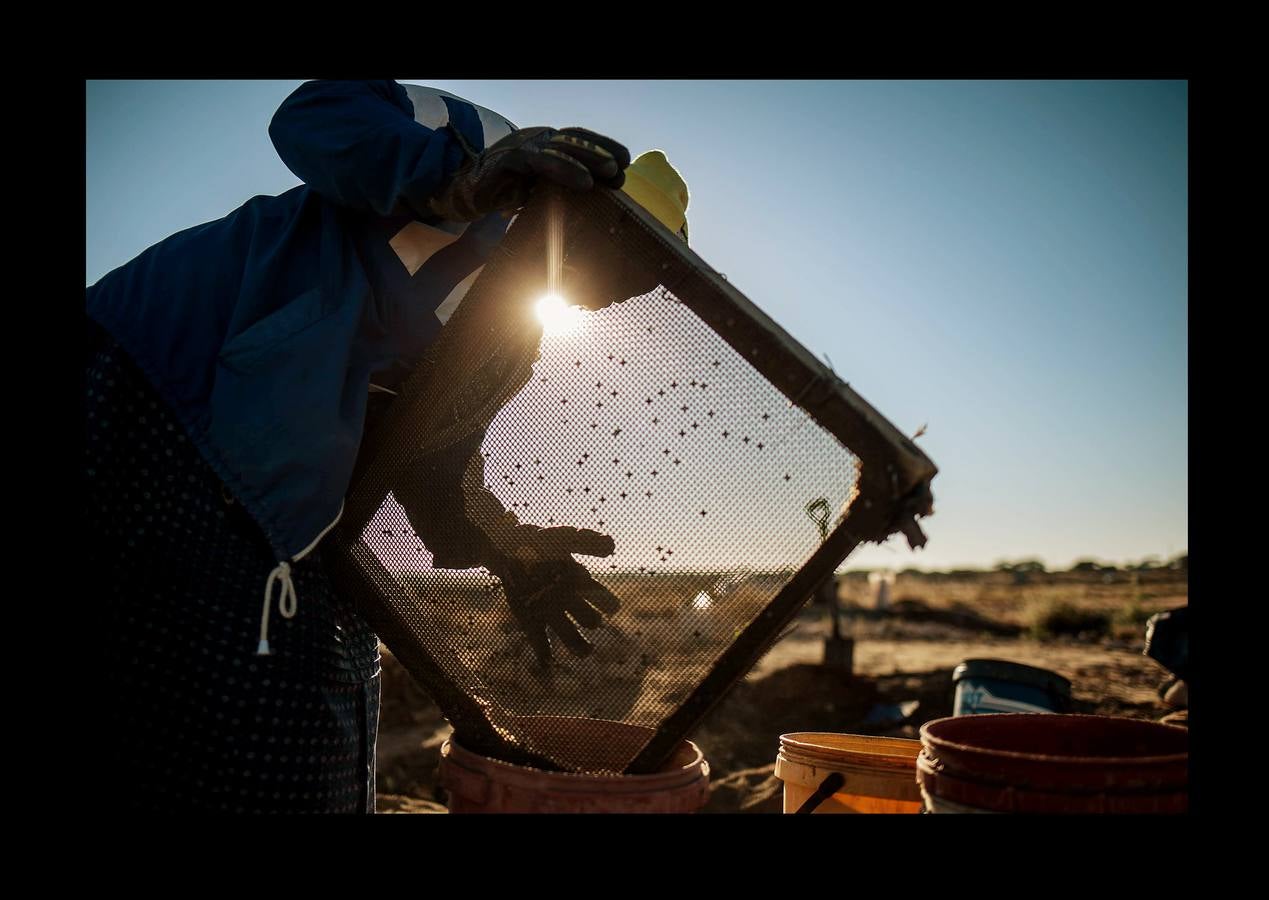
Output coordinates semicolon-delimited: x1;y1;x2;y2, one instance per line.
85;80;643;813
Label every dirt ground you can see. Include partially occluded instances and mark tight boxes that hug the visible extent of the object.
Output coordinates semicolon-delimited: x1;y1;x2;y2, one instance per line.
374;568;1187;813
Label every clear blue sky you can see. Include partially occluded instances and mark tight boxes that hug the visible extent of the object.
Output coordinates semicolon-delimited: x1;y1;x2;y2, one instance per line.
86;79;1187;572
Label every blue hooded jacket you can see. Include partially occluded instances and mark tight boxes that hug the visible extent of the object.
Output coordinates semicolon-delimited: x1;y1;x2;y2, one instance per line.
87;80;516;570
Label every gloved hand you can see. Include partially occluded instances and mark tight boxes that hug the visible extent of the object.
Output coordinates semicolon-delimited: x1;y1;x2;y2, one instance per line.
480;523;622;667
429;126;631;222
556;228;664;311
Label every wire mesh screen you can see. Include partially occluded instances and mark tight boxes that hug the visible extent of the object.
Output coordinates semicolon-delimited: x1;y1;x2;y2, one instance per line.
329;186;936;775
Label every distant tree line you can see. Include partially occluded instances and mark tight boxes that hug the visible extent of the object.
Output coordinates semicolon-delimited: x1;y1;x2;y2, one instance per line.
842;552;1187;578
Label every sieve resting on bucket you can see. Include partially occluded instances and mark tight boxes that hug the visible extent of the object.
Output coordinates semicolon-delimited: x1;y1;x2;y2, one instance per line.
326;184;937;776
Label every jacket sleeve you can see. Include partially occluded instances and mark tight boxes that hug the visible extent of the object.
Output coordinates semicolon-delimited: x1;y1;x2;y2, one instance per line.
269;79;466;218
390;430;523;570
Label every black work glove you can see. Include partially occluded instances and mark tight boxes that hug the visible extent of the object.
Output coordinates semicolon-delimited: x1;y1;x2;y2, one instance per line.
556;226;665;311
428;126;631;222
480;523;622;667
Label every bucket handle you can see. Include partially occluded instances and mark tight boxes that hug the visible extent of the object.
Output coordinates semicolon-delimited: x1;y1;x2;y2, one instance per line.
794;772;845;814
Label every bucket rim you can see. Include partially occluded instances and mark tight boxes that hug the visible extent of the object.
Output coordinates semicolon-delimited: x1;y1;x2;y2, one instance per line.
952;658;1072;695
780;731;922;762
444;720;706;783
919;714;1189;768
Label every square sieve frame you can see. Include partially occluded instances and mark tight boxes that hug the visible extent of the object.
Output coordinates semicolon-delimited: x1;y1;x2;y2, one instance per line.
328;184;937;775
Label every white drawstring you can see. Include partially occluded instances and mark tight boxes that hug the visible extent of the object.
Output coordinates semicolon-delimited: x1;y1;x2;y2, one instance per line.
257;561;298;656
250;502;342;657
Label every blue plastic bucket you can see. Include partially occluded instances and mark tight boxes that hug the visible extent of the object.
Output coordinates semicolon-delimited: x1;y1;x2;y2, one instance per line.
952;659;1071;716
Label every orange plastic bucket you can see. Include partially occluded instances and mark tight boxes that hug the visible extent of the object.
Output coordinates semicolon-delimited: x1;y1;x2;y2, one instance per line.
775;733;924;813
438;716;710;813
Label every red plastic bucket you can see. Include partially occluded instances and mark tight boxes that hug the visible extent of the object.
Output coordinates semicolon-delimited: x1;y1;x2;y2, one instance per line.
917;714;1188;814
439;716;710;813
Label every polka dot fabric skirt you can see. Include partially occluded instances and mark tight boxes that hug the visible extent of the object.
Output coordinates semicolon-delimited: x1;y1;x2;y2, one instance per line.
86;318;382;813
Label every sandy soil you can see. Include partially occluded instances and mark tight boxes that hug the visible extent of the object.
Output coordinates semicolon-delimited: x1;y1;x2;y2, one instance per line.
374;571;1186;813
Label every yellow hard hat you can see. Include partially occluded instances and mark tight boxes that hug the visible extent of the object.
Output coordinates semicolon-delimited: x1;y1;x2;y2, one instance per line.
621;150;690;243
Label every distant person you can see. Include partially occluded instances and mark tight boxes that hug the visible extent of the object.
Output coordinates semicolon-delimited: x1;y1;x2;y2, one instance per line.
86;79;691;813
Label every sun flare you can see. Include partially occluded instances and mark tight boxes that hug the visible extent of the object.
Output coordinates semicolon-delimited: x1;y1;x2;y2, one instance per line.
535;293;584;337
